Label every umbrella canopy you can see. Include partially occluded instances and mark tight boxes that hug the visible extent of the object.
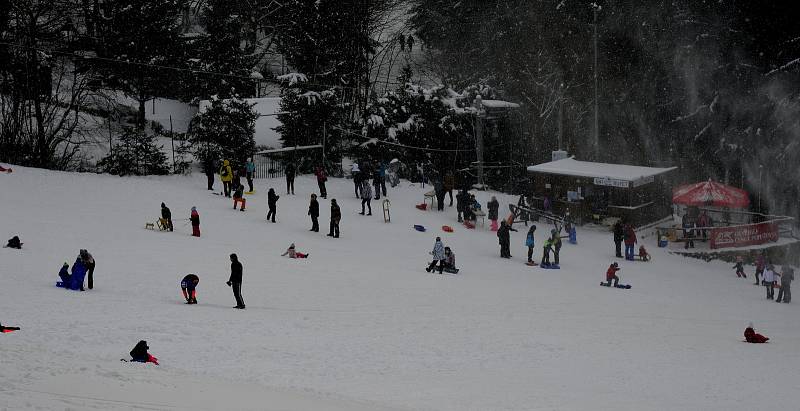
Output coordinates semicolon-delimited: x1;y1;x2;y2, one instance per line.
672;180;750;208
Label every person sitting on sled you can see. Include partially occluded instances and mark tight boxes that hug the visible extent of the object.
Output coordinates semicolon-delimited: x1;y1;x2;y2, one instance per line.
233;183;246;211
744;323;769;343
638;245;651;262
181;274;199;304
604;262;621;287
58;262;71;284
129;340;159;364
1;322;20;333
443;247;456;271
281;243;308;259
5;236;22;249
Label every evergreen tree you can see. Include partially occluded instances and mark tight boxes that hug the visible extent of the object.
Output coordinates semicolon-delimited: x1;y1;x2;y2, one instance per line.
188;96;258;171
98;127;170;176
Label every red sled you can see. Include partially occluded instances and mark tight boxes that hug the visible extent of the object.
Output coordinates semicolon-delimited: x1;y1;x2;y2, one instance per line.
415;203;427;211
442;225;454;233
463;221;475;229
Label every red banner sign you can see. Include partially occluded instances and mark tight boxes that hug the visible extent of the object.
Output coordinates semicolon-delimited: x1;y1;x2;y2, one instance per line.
710;222;779;249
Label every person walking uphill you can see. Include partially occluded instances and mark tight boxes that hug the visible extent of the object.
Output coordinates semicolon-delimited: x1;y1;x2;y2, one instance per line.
308;194;320;232
190;207;200;237
328;199;341;238
497;220;517;258
161;203;173;232
359;181;373;215
219;160;233;197
426;237;446;273
267;188;279;222
612;220;624;258
227;254;245;309
285;161;296;195
487;196;500;231
776;265;793;303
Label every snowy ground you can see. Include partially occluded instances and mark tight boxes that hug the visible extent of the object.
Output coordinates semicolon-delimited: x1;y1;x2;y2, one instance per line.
1;167;799;411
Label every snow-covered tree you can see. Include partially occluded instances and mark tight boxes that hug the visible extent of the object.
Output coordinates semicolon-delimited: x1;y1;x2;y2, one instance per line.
188;96;258;171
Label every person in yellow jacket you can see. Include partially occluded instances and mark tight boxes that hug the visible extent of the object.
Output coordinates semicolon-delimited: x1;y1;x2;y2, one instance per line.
219;159;233;197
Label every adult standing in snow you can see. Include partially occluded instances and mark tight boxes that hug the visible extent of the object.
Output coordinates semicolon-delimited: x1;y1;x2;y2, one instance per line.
161;202;173;231
754;253;766;285
682;213;695;249
267;188;279;222
285;161;296;195
351;162;361;197
227;253;245;309
497;220;516;258
80;249;95;290
763;264;776;300
444;171;455;206
359;181;373;215
434;176;446;211
456;189;468;222
551;229;563;266
203;157;216;191
245;158;256;193
612;220;624;258
378;162;387;197
190;207;200;237
308;194;320;232
776;265;793;303
328;199;341;238
487;196;500;231
426;237;446;273
315;166;327;198
623;224;637;261
525;225;537;264
219;159;233;197
372;169;382;200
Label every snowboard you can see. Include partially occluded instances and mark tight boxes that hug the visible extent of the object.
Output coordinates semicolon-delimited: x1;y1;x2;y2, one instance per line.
540;264;560;269
525;261;538;266
600;282;631;289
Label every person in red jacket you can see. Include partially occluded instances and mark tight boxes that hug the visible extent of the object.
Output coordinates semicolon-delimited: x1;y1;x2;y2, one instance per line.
744;324;769;343
624;224;637;261
604;262;621;287
315;167;327;198
190;207;200;237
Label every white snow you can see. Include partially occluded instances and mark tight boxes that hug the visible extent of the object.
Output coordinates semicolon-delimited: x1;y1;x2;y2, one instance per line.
527;157;677;182
1;167;799;411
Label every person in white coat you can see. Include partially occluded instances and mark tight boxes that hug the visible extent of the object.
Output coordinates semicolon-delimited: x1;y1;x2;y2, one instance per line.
763;264;776;300
426;237;445;274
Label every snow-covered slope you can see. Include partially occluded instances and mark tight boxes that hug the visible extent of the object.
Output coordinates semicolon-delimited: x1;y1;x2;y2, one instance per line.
1;167;798;411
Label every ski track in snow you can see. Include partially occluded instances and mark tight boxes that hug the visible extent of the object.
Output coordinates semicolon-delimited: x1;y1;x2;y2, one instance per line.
1;167;799;411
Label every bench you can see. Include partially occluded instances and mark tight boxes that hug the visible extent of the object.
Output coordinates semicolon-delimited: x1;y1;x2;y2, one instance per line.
423;190;436;210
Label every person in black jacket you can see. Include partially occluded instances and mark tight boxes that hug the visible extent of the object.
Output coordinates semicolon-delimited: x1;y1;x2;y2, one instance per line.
5;236;22;249
309;194;320;232
487;196;500;231
456;189;468;222
267;188;279;223
227;253;245;309
181;274;199;304
285;162;296;195
328;199;341;238
612;220;624;258
80;249;96;290
0;322;20;333
497;220;517;258
161;202;173;231
203;158;216;191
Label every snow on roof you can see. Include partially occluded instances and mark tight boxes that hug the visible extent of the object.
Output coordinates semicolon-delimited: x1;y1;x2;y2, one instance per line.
481;100;520;109
527;157;676;182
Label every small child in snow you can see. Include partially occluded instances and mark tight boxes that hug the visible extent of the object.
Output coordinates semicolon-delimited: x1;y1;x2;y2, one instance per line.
638;245;650;262
233;184;246;211
281;243;309;259
5;236;22;249
58;262;70;284
190;206;200;237
733;256;746;278
443;247;457;272
181;274;199;304
744;323;769;343
129;340;158;364
541;238;553;266
604;262;621;287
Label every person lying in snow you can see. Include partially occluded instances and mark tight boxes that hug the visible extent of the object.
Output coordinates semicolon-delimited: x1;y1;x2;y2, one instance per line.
0;164;12;173
129;340;159;364
281;243;308;258
5;236;22;249
744;324;769;343
1;323;20;333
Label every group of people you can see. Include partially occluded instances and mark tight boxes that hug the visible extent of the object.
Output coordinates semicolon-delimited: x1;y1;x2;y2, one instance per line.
350;161;388;201
736;253;793;303
680;209;713;249
159;202;201;237
56;249;95;291
612;220;639;261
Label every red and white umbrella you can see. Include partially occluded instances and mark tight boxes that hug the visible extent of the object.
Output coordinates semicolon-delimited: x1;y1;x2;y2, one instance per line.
672;180;750;208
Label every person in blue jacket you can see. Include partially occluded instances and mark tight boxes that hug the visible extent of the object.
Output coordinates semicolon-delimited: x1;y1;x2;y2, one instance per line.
58;262;70;285
245;158;256;193
70;256;87;291
525;225;537;264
